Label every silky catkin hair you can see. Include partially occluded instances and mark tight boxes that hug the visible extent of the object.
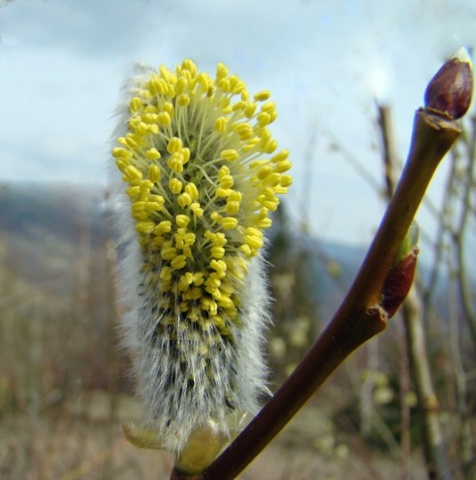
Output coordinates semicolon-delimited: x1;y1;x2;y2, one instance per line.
111;59;292;455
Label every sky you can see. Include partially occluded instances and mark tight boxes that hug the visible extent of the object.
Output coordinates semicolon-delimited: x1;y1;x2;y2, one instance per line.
1;0;475;247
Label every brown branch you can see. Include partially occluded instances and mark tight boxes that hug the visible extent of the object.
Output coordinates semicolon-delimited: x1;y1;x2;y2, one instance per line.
170;49;472;480
193;111;462;480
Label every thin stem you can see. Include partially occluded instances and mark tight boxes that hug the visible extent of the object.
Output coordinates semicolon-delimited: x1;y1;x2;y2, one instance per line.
377;104;411;480
377;102;400;197
402;290;452;480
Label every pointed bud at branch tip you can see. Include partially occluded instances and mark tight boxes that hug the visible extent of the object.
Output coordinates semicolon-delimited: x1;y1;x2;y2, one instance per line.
424;47;473;120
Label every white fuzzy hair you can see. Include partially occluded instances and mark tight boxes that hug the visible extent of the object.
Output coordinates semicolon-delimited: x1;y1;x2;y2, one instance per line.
109;65;272;454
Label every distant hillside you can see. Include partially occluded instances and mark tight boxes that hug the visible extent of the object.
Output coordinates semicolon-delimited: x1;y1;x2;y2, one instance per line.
0;183;362;314
0;182;108;287
0;182;455;326
0;182;105;244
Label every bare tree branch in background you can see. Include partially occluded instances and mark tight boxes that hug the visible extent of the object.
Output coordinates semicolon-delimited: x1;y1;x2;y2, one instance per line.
377;104;452;480
376;104;411;480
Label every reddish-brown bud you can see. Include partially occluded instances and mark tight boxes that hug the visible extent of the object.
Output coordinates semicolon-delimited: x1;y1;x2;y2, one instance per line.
424;47;473;120
380;246;419;318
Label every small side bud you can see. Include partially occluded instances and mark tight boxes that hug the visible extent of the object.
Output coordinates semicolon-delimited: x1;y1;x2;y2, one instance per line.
424;47;473;120
123;423;164;450
380;223;419;318
175;421;229;475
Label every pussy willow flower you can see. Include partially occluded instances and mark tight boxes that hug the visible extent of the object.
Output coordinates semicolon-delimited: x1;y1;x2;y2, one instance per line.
112;59;292;456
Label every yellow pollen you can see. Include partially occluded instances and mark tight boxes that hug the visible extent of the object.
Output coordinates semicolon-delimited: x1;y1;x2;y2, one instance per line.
254;90;271;101
130;97;143;112
271;149;289;162
178;191;192;205
216;188;230;198
167;137;182;154
190;203;204;217
228;191;242;202
156;221;172;234
112;59;292;337
225;202;240;215
217;78;231;93
274;160;292;173
176;215;191;228
136;221;155;234
220;149;239;162
216;63;228;79
177;94;191;106
281;175;293;187
171;255;187;270
220;217;238;230
148;164;161;183
257;112;271;127
244;103;257;117
163;102;174;116
211;246;225;258
215;117;227;132
169;178;183;194
161;245;178;261
184;183;199;201
112;147;132;159
157;112;172;126
124;165;143;181
146;148;161;161
219;175;234;189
